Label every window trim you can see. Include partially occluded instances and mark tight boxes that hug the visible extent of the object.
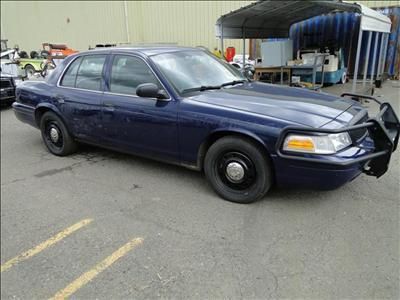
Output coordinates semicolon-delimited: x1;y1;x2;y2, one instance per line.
104;53;171;101
57;54;108;94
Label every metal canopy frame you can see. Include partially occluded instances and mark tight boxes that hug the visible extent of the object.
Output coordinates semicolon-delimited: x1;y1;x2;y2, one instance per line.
216;0;392;92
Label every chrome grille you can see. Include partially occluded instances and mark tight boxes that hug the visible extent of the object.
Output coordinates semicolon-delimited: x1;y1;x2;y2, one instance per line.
0;79;13;88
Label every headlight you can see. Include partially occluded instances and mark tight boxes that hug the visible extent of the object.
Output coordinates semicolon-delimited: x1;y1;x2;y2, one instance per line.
283;132;352;154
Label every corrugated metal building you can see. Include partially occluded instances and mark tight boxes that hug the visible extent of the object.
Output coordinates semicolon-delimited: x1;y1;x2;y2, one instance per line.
1;1;398;53
0;1;252;52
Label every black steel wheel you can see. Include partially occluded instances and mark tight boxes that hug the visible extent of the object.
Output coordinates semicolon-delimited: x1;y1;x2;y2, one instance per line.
204;136;273;203
216;151;257;190
40;111;77;156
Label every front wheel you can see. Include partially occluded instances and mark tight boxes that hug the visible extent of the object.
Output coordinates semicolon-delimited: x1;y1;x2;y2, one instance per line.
24;65;36;79
204;136;273;203
40;111;77;156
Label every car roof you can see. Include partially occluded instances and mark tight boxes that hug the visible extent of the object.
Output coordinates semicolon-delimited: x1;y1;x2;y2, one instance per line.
79;46;201;57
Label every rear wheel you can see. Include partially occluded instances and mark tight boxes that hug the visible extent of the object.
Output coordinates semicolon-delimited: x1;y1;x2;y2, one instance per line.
40;111;77;156
204;136;273;203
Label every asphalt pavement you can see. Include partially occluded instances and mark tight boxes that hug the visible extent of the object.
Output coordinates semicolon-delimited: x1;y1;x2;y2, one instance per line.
1;81;399;299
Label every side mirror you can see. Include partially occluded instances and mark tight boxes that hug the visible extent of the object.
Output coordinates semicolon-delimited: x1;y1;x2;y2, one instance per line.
136;83;169;100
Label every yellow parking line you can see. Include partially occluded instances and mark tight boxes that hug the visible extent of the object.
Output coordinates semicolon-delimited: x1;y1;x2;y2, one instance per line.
1;219;93;273
50;237;144;300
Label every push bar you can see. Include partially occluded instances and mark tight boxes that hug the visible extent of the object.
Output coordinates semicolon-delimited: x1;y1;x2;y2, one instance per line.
276;100;399;178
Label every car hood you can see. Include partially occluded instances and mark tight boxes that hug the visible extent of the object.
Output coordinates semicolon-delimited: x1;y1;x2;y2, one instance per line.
186;82;357;128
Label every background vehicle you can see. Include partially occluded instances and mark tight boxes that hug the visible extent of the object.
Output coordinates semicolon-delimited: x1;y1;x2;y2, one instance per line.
1;39;45;78
41;43;78;58
12;47;399;203
294;47;347;85
1;41;25;87
17;43;78;78
18;58;43;78
0;72;17;106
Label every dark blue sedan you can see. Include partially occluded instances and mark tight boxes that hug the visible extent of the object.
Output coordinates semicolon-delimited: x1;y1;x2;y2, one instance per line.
13;47;399;203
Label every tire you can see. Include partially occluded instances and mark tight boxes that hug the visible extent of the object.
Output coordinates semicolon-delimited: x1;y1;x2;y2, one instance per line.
340;72;347;84
40;111;77;156
204;136;273;203
19;51;28;58
24;64;36;78
30;51;38;59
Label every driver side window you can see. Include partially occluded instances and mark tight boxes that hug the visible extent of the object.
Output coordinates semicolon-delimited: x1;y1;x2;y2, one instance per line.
109;55;161;96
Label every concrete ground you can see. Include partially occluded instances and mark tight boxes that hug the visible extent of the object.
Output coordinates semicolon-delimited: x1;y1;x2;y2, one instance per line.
1;81;399;299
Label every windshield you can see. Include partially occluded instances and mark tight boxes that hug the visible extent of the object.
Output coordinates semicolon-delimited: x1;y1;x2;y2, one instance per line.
151;50;246;94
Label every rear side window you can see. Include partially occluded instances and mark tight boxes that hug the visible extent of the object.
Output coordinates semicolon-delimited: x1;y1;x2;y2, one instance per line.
60;57;82;87
109;55;161;95
60;55;106;91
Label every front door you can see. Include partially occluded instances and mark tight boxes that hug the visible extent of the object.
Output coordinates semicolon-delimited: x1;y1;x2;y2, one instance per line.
101;54;179;162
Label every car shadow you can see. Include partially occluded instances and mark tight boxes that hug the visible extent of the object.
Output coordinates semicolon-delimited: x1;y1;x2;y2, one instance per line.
75;143;203;179
0;104;14;110
69;144;340;206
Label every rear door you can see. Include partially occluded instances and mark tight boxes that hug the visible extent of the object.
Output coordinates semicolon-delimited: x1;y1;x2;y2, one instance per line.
101;54;179;162
57;54;107;143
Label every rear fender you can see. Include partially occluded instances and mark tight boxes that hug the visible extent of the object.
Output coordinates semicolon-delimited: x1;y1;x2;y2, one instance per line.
34;103;70;131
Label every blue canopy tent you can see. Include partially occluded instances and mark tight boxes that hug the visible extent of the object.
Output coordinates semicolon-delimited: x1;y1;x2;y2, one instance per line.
215;0;392;93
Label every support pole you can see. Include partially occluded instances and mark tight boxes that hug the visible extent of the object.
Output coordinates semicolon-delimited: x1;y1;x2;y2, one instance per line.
0;13;4;40
220;21;224;58
123;1;130;43
376;32;385;79
370;32;379;85
242;27;246;71
362;31;372;88
380;33;389;77
352;26;363;93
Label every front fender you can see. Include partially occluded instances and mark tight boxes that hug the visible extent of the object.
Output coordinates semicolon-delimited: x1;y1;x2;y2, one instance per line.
209;127;271;152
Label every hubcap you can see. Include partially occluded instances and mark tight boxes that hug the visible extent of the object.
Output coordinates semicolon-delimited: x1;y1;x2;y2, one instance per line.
226;162;245;182
45;121;63;149
216;151;256;190
50;127;59;143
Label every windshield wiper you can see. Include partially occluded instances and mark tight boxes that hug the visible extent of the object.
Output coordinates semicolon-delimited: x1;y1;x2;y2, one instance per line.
182;85;221;93
220;80;247;87
181;81;246;94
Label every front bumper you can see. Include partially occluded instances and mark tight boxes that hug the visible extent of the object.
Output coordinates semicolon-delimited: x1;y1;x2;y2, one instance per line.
275;93;399;188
